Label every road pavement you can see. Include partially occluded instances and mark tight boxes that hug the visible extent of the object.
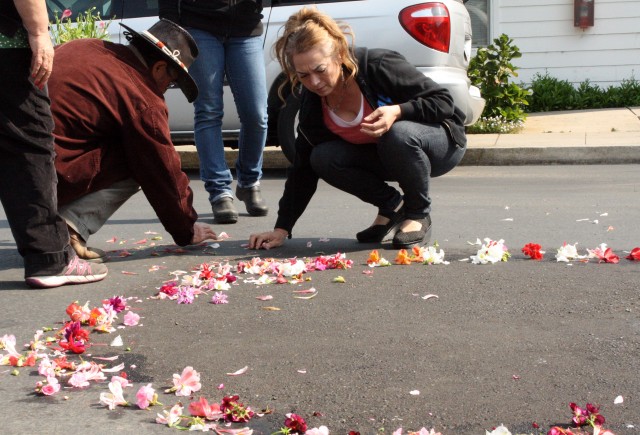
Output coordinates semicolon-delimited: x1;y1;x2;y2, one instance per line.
1;166;639;435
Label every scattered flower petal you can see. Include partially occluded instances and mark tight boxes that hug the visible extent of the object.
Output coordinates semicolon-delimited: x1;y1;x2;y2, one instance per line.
226;366;248;376
110;336;123;347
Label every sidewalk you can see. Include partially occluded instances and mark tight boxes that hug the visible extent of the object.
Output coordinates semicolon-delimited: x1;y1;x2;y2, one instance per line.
176;107;640;169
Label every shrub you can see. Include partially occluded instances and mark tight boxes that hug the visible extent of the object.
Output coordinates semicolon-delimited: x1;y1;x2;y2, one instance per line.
526;72;640;112
468;34;531;133
50;7;112;45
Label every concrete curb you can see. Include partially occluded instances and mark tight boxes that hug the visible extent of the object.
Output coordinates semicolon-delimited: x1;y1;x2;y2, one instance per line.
177;142;640;170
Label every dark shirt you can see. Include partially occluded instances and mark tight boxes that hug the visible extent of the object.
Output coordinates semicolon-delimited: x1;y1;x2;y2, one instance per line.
159;0;263;37
49;39;198;246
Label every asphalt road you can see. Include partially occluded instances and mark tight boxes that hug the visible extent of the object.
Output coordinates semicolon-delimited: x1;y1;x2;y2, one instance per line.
1;165;639;435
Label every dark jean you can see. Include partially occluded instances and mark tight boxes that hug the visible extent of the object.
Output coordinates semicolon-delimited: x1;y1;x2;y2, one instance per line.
309;120;465;220
0;49;73;278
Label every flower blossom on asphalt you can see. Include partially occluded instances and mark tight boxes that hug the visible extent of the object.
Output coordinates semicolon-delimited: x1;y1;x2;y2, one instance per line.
587;243;620;263
367;250;391;267
522;243;544;260
68;361;106;387
37;376;60;396
167;366;201;396
123;310;140;326
626;247;640;261
414;245;449;264
156;402;184;427
485;425;512;435
393;428;442;435
284;413;307;433
555;243;587;262
189;397;224;420
136;383;160;409
99;380;129;410
305;426;330;435
470;238;510;264
211;292;229;304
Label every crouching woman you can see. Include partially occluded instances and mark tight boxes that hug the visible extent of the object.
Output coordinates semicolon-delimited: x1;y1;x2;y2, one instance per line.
249;7;466;250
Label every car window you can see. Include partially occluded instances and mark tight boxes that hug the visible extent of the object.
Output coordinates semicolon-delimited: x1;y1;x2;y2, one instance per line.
122;0;159;19
46;0;118;21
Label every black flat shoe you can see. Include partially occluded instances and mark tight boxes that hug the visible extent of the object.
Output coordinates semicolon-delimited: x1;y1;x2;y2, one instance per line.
212;197;239;224
356;212;403;243
392;215;432;249
236;186;269;216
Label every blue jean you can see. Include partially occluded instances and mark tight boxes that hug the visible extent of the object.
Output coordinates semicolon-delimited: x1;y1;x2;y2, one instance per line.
310;121;465;219
187;28;268;204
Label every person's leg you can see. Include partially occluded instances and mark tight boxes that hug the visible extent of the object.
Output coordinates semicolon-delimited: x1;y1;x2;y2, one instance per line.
225;35;269;216
225;35;268;188
59;179;140;242
378;121;464;218
0;49;71;277
377;120;465;247
187;29;235;207
310;139;403;216
0;49;107;286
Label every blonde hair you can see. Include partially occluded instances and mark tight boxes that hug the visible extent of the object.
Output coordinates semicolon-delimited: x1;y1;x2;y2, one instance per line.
274;7;357;98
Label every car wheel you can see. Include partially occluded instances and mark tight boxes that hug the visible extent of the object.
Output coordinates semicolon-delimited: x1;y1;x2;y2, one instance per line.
277;89;301;164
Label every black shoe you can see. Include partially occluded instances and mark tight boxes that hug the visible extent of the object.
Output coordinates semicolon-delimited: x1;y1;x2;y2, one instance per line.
212;197;238;224
392;215;432;249
236;186;269;216
356;211;404;243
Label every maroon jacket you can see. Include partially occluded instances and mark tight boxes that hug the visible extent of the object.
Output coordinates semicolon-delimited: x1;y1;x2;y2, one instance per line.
49;39;197;246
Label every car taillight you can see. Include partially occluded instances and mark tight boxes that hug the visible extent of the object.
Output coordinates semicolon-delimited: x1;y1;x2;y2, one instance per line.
399;3;451;53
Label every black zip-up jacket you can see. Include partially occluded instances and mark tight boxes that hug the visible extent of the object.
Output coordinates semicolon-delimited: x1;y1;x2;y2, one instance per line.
158;0;263;37
274;47;467;235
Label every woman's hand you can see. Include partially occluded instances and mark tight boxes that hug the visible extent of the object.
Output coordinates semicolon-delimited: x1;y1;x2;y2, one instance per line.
248;229;288;250
360;105;402;138
28;33;54;89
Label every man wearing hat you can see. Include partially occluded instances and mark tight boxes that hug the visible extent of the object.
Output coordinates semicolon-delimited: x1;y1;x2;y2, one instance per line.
47;19;217;261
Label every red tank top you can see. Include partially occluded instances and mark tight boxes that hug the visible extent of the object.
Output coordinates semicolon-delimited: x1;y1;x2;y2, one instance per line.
322;93;376;144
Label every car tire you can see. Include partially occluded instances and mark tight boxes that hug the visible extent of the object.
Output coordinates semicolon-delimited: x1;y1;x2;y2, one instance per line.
277;89;302;164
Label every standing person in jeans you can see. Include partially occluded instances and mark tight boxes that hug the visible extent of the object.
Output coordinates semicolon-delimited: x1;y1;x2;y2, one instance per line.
0;0;107;288
159;0;269;224
248;8;467;250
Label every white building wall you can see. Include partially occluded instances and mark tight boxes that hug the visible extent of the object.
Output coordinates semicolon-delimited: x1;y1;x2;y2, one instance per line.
491;0;640;87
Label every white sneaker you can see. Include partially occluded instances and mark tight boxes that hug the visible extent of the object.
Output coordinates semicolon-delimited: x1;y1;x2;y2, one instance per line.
25;256;108;288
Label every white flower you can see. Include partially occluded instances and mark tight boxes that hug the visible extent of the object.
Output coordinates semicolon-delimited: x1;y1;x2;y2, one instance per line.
417;246;449;265
470;238;510;264
279;259;306;276
486;424;512;435
555;242;587;262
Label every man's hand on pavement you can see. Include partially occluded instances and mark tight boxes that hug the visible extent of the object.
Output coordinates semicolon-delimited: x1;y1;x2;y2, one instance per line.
191;222;217;244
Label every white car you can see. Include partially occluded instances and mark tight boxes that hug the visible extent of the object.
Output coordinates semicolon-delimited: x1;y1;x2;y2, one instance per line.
47;0;485;161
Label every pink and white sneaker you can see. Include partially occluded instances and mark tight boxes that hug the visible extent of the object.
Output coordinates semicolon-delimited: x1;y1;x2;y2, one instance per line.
25;256;108;288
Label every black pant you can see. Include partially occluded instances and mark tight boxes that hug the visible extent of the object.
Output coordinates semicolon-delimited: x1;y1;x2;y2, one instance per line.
0;49;72;278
